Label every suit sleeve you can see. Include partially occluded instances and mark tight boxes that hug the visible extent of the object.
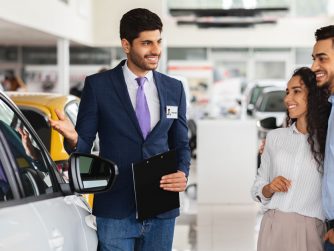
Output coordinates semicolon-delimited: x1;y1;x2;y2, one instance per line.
75;77;98;153
168;81;191;176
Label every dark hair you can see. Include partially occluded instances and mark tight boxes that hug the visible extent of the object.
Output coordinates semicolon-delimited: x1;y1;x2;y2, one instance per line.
120;8;163;44
286;67;331;170
315;25;334;47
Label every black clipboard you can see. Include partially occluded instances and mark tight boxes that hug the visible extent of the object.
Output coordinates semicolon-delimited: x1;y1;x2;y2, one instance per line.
132;150;180;220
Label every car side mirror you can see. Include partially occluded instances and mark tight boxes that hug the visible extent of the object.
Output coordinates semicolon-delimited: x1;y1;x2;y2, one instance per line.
69;153;118;194
258;117;278;130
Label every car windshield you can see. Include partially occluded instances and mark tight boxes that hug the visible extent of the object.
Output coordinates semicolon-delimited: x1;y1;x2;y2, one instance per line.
249;86;270;105
257;91;286;112
65;101;79;125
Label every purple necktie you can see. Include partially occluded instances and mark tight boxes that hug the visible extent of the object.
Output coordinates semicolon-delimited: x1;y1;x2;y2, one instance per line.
135;77;151;139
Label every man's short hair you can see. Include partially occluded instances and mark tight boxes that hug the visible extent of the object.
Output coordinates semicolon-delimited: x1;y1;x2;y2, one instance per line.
120;8;163;44
315;25;334;42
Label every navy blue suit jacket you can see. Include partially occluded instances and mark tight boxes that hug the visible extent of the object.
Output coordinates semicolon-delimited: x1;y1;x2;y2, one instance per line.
75;60;191;219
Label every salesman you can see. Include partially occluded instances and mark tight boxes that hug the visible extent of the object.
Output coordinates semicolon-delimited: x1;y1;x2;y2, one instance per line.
49;8;191;251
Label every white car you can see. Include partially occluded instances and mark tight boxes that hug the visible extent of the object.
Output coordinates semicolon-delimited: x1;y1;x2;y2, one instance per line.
244;79;286;116
0;91;118;251
253;86;286;127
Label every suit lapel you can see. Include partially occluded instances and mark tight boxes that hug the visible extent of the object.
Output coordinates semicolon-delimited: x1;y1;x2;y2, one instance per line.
109;60;143;138
148;71;165;137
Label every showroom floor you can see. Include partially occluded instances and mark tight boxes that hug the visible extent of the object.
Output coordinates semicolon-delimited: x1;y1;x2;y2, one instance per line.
172;160;261;251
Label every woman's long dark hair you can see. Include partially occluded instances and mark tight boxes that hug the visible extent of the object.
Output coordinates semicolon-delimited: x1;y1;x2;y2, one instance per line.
286;67;331;170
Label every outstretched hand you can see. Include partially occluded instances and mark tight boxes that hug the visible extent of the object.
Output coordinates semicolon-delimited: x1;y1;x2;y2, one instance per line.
48;109;78;149
160;171;187;192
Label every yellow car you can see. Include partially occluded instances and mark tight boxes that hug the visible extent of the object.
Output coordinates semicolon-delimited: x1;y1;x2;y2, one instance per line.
6;92;95;207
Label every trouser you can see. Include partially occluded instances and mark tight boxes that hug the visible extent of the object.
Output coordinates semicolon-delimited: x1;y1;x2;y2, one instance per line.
96;213;175;251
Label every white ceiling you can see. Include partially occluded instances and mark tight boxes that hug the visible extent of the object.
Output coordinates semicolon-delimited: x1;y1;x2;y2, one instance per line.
0;18;65;46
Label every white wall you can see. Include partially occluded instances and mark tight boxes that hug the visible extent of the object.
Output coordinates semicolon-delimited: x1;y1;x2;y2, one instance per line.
197;119;258;204
92;0;164;47
0;0;94;45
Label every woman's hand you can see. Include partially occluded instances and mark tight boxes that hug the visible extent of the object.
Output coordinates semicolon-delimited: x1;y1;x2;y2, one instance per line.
262;176;291;198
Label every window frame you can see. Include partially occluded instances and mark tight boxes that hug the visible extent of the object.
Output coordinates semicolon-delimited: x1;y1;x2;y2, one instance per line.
0;93;64;206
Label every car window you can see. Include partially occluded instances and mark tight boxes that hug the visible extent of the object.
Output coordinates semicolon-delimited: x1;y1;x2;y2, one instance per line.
20;109;51;152
258;91;286;112
250;86;269;105
65;101;79;125
65;100;100;153
0;99;54;198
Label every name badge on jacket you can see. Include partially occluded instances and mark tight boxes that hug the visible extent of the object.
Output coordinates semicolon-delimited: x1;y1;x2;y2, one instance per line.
166;106;178;119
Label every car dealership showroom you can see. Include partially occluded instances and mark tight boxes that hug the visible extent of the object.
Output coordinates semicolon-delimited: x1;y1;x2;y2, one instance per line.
0;0;333;250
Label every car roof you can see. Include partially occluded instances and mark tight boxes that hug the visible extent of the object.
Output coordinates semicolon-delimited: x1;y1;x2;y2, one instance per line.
260;86;286;94
5;92;79;109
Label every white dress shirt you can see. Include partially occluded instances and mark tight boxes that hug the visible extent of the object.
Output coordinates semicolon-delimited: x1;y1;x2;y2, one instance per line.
251;123;324;220
122;61;160;131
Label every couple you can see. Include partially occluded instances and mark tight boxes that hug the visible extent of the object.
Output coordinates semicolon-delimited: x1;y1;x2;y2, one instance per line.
252;26;334;251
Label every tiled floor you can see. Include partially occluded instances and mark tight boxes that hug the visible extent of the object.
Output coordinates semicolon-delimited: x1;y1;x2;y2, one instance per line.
174;203;260;251
173;160;261;251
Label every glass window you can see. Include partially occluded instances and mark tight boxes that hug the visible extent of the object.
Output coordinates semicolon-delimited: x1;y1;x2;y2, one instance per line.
0;99;54;198
257;91;286;112
65;101;100;153
168;48;207;60
65;101;79;125
255;61;285;79
22;47;57;65
249;86;270;105
0;47;18;62
70;47;111;65
20;109;51;152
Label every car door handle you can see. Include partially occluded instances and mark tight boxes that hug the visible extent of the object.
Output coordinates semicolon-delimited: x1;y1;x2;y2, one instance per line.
48;228;64;251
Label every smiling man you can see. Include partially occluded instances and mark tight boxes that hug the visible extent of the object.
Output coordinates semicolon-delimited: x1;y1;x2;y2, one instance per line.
311;25;334;251
49;8;190;251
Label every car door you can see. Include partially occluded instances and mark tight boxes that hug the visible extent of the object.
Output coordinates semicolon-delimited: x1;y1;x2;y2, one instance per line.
0;97;51;251
0;94;97;251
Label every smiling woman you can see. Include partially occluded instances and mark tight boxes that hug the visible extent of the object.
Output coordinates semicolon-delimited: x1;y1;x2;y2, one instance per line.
252;67;331;251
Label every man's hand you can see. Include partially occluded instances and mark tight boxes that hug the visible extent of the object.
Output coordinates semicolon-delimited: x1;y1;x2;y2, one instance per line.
48;109;78;149
324;229;334;244
262;176;291;198
259;139;266;155
160;171;187;192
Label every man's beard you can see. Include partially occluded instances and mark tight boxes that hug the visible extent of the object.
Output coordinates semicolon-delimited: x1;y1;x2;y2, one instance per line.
318;80;334;94
129;52;160;71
